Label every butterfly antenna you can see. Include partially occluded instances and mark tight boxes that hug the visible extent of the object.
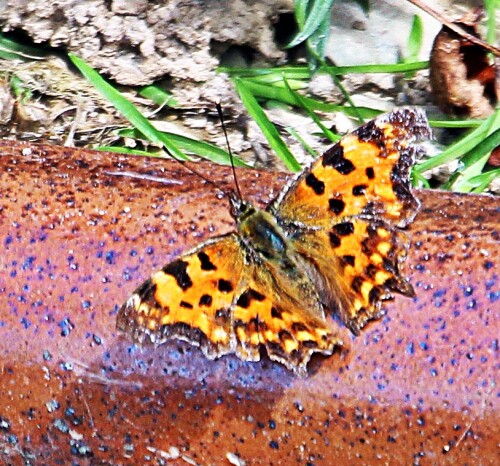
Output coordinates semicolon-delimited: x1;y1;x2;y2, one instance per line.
161;145;221;192
216;102;243;202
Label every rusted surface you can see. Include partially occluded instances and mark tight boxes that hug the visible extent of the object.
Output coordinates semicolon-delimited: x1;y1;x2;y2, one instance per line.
0;140;498;465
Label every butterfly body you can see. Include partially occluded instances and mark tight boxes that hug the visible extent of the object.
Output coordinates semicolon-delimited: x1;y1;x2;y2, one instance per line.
117;108;431;375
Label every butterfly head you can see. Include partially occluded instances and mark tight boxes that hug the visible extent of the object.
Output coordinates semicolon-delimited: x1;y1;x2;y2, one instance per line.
228;190;255;223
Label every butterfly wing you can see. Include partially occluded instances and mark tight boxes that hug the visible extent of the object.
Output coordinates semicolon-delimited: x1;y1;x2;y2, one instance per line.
274;108;429;226
117;233;340;374
273;108;430;333
290;220;414;334
231;263;341;376
117;235;245;359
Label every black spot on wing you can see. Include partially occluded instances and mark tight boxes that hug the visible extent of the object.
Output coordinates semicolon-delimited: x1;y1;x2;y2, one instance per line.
332;222;354;236
369;286;382;304
302;340;319;349
305;173;325;195
162;260;192;290
198;251;217;271
199;294;212;306
180;300;193;309
365;167;375;179
352;184;367;196
322;144;355;175
236;289;266;309
328;198;345;215
218;279;234;293
329;232;341;248
341;255;355;267
291;322;308;333
271;307;283;319
279;330;293;342
135;278;157;303
351;276;364;293
365;264;378;278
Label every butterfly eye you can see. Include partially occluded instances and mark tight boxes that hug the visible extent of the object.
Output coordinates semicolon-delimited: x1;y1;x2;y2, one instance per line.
228;192;251;218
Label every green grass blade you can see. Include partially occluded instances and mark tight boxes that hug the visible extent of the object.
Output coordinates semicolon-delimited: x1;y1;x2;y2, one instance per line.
219;61;429;78
95;146;164;157
241;79;380;118
294;0;308;26
160;132;249;167
415;108;500;175
69;53;189;161
283;77;340;142
321;62;429;75
139;85;179;107
484;0;497;46
305;3;333;64
411;170;431;189
285;126;318;158
0;33;48;60
447;128;500;192
406;15;424;62
469;169;500;193
9;75;32;101
235;78;301;172
428;119;483;129
331;74;364;123
287;0;336;48
114;128;249;167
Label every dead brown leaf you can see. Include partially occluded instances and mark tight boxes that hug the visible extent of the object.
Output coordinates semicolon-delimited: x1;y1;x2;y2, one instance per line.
429;9;499;119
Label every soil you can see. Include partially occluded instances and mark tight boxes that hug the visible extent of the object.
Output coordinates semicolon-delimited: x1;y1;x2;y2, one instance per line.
0;0;497;188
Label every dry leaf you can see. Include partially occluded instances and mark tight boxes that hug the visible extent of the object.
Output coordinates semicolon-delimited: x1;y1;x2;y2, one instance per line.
430;9;499;118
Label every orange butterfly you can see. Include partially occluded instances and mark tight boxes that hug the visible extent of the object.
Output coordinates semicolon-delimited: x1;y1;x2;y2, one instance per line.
117;108;431;375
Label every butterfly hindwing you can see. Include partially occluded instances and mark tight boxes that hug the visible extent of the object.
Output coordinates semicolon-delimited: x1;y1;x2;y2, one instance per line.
232;272;340;375
292;219;414;334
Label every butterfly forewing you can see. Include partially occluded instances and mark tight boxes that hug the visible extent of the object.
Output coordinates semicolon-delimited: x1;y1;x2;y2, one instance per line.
117;235;245;358
273;108;430;227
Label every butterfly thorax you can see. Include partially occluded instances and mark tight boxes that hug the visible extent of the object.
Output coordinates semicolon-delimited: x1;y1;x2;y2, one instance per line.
231;195;289;262
230;193;327;321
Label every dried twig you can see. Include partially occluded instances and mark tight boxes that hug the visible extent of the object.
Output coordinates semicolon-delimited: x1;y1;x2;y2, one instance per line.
408;0;500;57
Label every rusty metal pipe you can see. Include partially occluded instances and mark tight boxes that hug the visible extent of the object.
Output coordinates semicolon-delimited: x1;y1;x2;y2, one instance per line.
0;140;498;464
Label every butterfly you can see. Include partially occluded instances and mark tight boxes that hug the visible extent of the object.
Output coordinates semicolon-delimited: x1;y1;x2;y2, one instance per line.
116;108;431;375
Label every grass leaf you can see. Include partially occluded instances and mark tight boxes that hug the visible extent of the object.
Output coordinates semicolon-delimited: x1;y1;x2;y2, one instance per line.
287;0;336;49
139;85;179;108
240;79;380;118
69;53;189;161
446;128;500;192
469;169;500;193
235;78;302;172
304;3;333;65
219;61;429;78
282;77;340;142
406;15;424;61
415;108;500;175
0;33;48;60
